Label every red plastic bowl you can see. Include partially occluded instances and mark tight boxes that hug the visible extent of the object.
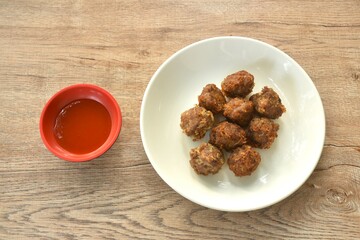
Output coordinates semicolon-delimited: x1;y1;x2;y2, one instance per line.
40;84;122;162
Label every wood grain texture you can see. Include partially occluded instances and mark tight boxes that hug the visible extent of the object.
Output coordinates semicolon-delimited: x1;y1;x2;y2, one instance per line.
0;0;359;239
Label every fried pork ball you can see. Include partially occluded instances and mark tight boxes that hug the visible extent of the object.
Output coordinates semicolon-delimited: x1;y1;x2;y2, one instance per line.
223;98;254;127
198;84;227;114
189;142;225;175
250;86;286;119
246;117;279;149
221;70;255;98
228;145;261;176
180;106;214;141
209;121;247;151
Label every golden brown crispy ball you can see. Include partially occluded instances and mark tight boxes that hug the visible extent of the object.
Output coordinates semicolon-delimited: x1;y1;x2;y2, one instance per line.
250;86;286;119
189;142;225;175
209;121;247;151
246;117;279;149
198;84;227;114
180;106;214;141
223;98;254;127
228;145;261;176
221;70;255;98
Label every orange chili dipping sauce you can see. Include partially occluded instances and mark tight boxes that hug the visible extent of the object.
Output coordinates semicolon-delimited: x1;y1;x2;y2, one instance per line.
54;99;112;154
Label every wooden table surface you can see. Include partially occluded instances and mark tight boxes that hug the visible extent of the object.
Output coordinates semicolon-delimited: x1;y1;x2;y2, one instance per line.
1;0;359;239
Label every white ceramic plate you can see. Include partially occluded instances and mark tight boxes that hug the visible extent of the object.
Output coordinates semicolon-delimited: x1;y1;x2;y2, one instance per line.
140;36;325;212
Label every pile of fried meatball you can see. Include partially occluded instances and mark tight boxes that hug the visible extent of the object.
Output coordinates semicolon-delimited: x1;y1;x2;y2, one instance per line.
180;70;286;177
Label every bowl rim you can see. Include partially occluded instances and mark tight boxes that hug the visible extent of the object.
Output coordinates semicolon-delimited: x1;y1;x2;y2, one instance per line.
140;36;326;211
40;83;122;162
